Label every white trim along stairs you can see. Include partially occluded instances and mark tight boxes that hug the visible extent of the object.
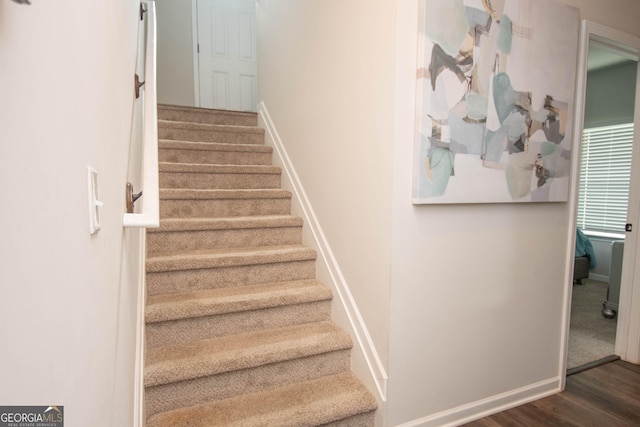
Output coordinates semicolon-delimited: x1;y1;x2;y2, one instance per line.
144;104;378;426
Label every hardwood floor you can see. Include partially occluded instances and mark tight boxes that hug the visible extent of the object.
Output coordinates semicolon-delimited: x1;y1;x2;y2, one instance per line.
463;361;640;426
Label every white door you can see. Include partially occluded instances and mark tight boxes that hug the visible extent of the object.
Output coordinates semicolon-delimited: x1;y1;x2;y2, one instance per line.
196;0;257;111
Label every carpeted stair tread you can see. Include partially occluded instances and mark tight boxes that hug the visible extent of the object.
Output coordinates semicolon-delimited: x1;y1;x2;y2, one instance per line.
158;140;273;166
158;139;272;153
158;189;293;218
145;258;317;295
160;192;291;220
158;120;264;135
145;321;352;387
158;104;257;127
158;120;265;145
146;215;303;256
146;245;317;273
159;188;291;200
146;279;332;323
145;371;377;427
147;104;377;425
150;215;303;233
159;162;281;175
159;162;282;190
144;350;350;418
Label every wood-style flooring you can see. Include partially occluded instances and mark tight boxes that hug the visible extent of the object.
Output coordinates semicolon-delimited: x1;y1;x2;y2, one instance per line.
462;360;640;426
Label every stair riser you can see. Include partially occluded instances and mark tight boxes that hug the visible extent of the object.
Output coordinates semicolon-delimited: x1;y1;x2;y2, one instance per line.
158;108;257;127
159;126;264;145
146;300;331;348
147;226;302;256
146;260;316;296
323;411;376;427
159;148;272;166
160;198;291;219
159;172;281;190
145;349;351;417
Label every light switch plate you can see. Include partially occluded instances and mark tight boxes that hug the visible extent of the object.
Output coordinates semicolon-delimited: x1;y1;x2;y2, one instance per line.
87;167;103;235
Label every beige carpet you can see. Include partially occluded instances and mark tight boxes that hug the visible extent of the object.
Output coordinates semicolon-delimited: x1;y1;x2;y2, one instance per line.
568;279;617;369
144;104;376;426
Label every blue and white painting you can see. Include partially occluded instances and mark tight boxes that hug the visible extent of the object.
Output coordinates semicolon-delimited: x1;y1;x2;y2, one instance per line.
413;0;579;203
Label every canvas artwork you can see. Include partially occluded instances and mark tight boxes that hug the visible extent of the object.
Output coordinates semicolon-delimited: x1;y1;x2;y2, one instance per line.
413;0;580;204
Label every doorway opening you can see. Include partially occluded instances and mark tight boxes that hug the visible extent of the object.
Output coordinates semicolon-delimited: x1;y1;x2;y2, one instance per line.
566;21;640;375
154;0;258;112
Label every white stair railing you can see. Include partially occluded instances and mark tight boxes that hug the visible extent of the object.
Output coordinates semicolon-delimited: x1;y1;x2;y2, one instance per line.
124;0;159;229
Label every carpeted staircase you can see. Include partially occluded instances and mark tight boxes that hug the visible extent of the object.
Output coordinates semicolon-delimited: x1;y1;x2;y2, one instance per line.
144;104;377;426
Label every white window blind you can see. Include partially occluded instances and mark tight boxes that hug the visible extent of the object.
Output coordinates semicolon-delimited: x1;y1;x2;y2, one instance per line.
577;123;634;236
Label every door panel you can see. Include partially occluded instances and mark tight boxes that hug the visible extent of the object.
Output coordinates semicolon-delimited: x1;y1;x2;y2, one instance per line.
197;0;257;111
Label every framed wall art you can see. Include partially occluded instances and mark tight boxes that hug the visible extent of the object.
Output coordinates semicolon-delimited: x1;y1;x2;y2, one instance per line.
413;0;580;204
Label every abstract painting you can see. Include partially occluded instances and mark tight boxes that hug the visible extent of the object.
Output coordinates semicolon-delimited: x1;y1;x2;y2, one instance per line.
413;0;580;203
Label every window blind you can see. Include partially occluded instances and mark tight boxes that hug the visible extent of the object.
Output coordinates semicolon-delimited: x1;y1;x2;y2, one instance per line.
577;123;634;236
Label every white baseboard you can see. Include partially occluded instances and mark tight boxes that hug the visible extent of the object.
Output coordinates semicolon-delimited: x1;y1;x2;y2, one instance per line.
257;102;388;402
394;377;561;427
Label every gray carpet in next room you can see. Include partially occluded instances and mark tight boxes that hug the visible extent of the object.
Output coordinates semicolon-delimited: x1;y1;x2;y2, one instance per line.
568;279;617;370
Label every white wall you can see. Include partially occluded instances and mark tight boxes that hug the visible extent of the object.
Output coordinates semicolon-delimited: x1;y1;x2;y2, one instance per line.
256;0;640;425
585;61;637;128
0;1;141;426
256;0;396;394
390;1;640;426
155;0;196;107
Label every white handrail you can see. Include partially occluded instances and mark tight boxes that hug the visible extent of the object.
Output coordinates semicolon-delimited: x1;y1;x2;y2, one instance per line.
124;0;159;228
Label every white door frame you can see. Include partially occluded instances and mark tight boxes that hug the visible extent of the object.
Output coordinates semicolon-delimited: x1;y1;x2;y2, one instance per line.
561;20;640;387
192;0;201;107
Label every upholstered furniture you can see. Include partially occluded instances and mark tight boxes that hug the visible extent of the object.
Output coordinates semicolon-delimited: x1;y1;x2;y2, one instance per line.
573;256;590;285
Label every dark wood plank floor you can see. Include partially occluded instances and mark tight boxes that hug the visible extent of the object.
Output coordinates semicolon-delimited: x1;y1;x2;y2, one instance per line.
462;361;640;426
